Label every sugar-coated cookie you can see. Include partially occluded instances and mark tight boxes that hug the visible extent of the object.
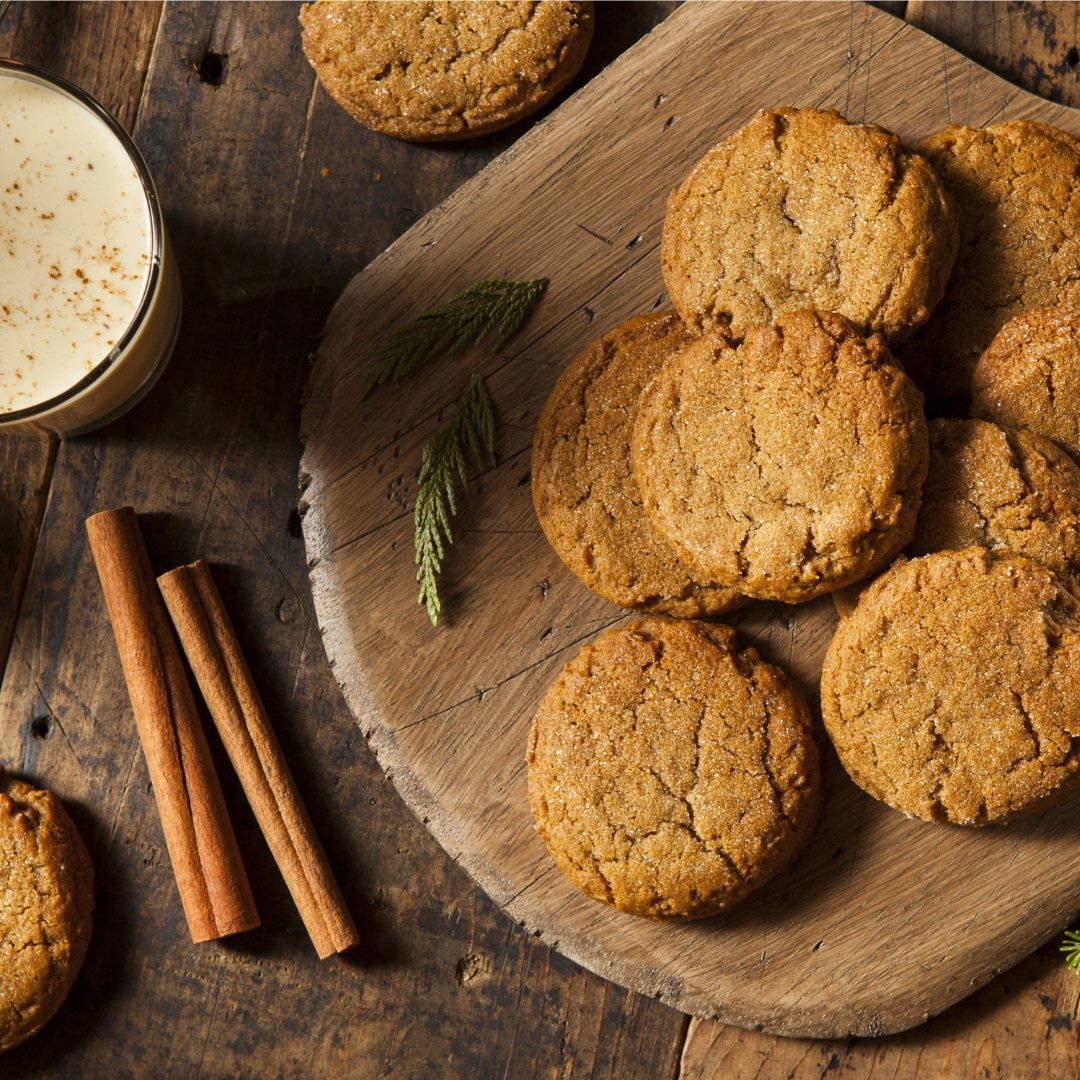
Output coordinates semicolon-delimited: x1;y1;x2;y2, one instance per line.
632;310;928;603
0;767;94;1053
299;0;594;142
528;618;821;918
912;418;1080;591
822;548;1080;825
661;107;956;342
532;311;744;617
900;122;1080;402
970;305;1080;462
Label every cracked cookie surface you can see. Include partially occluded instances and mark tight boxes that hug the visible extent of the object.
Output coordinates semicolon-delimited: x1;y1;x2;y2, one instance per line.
899;122;1080;403
821;548;1080;826
298;0;594;142
912;418;1080;590
660;106;957;342
527;618;821;918
632;310;928;603
0;767;93;1053
532;311;743;617
970;305;1080;462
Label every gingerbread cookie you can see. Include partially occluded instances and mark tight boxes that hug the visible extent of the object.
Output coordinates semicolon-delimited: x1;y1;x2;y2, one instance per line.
970;305;1080;462
821;548;1080;825
528;618;821;918
912;418;1080;590
900;122;1080;403
532;311;743;617
0;767;94;1053
632;310;928;603
660;107;957;342
299;1;594;142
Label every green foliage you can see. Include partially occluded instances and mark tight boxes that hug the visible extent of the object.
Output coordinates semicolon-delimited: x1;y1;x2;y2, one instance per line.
361;278;548;399
414;375;496;625
1062;929;1080;973
363;275;547;624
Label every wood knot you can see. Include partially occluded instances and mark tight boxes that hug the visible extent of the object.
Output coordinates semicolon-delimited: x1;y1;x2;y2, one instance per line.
454;952;491;988
196;51;227;87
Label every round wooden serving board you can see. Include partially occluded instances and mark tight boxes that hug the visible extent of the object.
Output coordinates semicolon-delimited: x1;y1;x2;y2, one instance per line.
300;1;1080;1039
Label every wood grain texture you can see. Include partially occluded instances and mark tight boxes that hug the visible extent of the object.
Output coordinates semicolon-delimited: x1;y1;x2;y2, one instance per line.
0;434;54;681
0;0;162;837
907;1;1080;108
0;0;163;128
681;938;1080;1080
302;0;1080;1040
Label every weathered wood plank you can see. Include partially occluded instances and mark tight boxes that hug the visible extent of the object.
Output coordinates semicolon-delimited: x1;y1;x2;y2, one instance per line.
0;434;53;686
907;0;1080;108
681;939;1080;1080
0;3;162;781
0;1;163;129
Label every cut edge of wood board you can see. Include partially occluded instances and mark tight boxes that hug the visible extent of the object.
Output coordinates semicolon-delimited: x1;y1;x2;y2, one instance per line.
299;0;1080;1040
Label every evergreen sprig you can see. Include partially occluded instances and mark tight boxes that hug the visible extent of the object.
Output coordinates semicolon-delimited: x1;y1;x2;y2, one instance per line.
414;374;496;625
361;278;548;398
1062;929;1080;973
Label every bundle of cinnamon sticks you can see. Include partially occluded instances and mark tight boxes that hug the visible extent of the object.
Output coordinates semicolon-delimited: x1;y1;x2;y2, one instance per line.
86;506;358;957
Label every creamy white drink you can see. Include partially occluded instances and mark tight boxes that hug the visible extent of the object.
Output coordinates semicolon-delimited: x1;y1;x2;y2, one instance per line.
0;62;179;434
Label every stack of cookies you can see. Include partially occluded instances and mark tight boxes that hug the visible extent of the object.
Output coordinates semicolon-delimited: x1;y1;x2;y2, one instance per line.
529;105;1080;919
534;107;951;615
823;117;1080;830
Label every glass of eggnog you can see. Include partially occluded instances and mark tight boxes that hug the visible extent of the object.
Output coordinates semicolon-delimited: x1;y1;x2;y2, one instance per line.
0;59;181;435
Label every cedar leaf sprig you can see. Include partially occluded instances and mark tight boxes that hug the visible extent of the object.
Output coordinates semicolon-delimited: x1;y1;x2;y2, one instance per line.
361;278;547;398
414;374;496;625
1062;929;1080;973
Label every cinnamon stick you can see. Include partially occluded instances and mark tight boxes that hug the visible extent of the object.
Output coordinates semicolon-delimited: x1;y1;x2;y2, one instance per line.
158;560;359;958
85;508;259;943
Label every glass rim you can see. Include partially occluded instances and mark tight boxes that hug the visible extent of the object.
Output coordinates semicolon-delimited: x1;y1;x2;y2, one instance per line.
0;58;166;425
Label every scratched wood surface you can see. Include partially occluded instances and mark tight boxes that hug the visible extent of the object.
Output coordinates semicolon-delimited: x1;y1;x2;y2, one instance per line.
303;0;1080;1042
2;1;1080;1077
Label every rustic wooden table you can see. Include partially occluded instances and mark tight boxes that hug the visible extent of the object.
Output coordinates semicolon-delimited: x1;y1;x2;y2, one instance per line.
1;3;1079;1078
